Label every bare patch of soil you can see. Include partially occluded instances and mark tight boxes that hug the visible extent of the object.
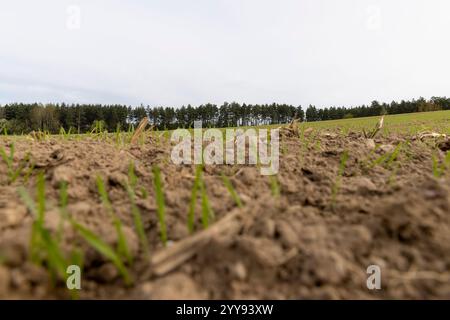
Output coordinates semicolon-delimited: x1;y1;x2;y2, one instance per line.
0;130;449;299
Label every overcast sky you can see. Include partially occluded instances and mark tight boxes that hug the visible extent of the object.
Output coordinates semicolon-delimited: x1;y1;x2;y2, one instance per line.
0;0;449;107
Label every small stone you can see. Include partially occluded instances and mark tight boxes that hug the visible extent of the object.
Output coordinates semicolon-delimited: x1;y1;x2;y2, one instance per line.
170;222;189;240
365;139;376;150
108;172;127;187
139;273;208;299
306;250;348;285
354;177;377;195
23;263;49;285
10;269;29;290
0;244;26;267
69;202;91;215
0;206;27;228
52;165;76;187
238;168;258;185
377;144;395;154
94;263;119;283
238;237;285;267
276;220;299;248
254;219;276;238
231;262;247;280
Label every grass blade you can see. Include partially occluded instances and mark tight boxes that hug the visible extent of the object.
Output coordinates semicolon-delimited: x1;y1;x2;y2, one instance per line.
200;177;214;229
187;165;202;233
331;150;349;206
269;175;280;197
126;162;149;258
71;221;131;285
221;173;243;208
152;166;167;246
96;176;132;265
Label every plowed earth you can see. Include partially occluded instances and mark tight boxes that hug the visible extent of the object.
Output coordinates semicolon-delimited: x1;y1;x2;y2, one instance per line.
0;129;449;299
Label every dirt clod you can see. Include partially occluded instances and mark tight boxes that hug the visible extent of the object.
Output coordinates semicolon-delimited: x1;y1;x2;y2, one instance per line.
139;273;208;300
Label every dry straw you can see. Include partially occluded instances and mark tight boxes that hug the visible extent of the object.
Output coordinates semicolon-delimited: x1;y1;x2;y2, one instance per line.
130;117;150;144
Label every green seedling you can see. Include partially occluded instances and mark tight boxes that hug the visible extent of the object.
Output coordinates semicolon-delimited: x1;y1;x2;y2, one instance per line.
369;143;403;169
23;161;35;184
18;173;70;286
59;127;71;140
281;143;288;155
115;124;122;147
187;165;202;233
221;173;243;208
0;143;32;184
71;221;131;285
152;166;168;246
385;143;402;169
96;176;132;265
90;121;108;141
360;144;380;171
432;151;450;178
331;150;349;206
126;124;135;144
187;165;214;231
200;176;214;229
363;116;384;139
314;139;321;151
18;173;45;264
126;162;149;258
298;124;308;168
269;175;280;197
59;174;129;287
432;154;440;177
387;162;400;186
140;187;148;199
57;181;69;241
341;127;350;136
31;130;49;141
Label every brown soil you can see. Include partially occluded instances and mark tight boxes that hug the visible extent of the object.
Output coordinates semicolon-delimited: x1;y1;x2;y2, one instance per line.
0;130;449;299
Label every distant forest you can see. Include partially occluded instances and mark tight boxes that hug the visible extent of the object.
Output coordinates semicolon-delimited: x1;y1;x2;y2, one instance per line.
0;96;449;134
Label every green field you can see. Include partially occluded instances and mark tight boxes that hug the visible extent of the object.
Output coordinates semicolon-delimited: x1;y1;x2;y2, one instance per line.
298;110;450;135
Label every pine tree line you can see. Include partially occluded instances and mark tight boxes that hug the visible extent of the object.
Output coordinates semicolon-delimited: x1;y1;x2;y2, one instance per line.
0;96;448;134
